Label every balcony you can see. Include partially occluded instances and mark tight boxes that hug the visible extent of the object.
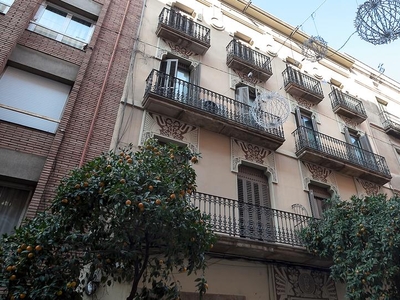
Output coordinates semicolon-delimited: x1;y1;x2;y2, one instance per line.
282;66;324;104
143;69;285;150
191;192;331;267
293;126;391;185
380;111;400;139
226;39;273;82
329;88;367;123
156;7;210;55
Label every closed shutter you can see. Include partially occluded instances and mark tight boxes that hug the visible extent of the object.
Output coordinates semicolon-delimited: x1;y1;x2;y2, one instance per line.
295;106;302;127
159;59;178;96
189;63;200;86
235;86;250;105
359;134;378;171
237;165;272;240
343;127;351;143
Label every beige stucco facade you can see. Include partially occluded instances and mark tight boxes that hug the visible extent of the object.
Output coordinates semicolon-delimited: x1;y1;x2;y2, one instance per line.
107;0;400;299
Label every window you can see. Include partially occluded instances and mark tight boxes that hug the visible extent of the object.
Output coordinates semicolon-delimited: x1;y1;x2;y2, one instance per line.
295;107;319;149
0;0;14;14
0;181;33;235
237;165;273;240
0;67;71;133
235;84;257;125
308;184;330;219
158;58;200;103
28;2;95;49
343;127;377;169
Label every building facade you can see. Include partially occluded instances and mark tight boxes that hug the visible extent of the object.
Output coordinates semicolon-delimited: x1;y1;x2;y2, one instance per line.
105;0;400;299
2;0;400;299
0;0;144;233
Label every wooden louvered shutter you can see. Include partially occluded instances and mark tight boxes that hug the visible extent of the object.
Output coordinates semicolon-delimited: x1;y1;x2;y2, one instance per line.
237;165;272;240
295;106;302;127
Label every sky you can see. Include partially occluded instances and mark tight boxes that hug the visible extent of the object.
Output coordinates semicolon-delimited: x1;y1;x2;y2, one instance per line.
251;0;400;83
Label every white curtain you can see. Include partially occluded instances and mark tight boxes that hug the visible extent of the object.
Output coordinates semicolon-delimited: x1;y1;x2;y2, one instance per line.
0;185;30;235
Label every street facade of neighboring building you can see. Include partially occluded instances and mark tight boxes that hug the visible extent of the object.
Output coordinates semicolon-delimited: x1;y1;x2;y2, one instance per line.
0;0;144;231
2;0;400;299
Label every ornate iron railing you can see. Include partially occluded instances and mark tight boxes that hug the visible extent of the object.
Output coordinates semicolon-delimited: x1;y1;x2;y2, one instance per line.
380;110;400;132
282;66;323;97
145;69;285;138
191;192;312;247
226;39;272;74
329;88;367;117
292;126;391;177
158;7;210;45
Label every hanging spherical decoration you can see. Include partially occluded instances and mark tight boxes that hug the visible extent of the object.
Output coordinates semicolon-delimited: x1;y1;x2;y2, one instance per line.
301;36;328;62
250;91;290;129
355;0;400;45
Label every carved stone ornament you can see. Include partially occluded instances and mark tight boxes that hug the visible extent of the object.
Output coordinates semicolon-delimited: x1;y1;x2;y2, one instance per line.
339;115;358;129
274;265;338;300
356;178;381;196
156;38;198;61
300;161;338;195
231;138;277;183
293;95;315;110
140;112;199;153
233;69;260;85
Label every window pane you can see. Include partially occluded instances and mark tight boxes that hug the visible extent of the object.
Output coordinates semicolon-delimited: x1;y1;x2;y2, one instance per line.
0;185;31;235
2;0;14;5
37;6;68;33
65;16;91;42
0;67;70;132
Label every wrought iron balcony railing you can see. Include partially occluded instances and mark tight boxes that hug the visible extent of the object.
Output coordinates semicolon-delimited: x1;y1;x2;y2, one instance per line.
282;66;324;103
226;39;272;81
292;126;391;181
191;192;312;247
157;7;210;54
329;88;367;122
144;69;285;140
380;110;400;138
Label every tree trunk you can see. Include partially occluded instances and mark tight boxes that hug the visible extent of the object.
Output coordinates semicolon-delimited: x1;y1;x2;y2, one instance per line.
126;234;150;300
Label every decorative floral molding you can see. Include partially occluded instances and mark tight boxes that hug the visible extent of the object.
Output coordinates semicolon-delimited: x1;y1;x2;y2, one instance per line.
355;178;381;196
293;95;316;110
231;138;277;183
233;69;260;85
166;40;195;58
140;112;198;153
274;265;338;300
300;161;338;195
304;162;332;183
339;115;359;129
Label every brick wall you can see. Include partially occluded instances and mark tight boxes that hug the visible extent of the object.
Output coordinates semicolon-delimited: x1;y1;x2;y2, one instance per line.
0;0;144;219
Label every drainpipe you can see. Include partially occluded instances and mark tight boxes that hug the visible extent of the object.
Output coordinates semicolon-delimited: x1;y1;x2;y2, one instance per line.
79;0;132;167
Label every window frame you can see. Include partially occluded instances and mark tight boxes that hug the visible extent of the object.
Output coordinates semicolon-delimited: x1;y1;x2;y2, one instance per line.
28;1;95;49
0;0;14;14
0;181;34;235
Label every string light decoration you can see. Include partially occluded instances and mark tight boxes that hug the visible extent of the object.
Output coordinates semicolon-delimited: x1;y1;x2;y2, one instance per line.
250;91;290;128
301;35;328;62
355;0;400;45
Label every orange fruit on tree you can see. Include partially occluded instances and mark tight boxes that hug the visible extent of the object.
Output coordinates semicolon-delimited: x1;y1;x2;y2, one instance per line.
35;245;42;251
70;281;77;288
125;199;132;206
74;184;80;189
28;253;34;259
170;193;176;200
127;158;133;164
17;248;22;254
191;156;198;163
61;198;68;204
148;185;154;191
83;182;89;187
21;244;27;250
19;294;26;299
26;246;32;252
9;274;16;281
155;199;161;205
120;179;126;184
6;265;13;272
138;203;144;209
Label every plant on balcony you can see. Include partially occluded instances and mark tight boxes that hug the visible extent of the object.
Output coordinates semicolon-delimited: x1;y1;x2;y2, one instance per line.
0;138;216;300
300;194;400;300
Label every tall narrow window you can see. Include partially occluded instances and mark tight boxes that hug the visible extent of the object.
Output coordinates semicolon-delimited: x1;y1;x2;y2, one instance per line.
295;107;319;149
308;184;330;219
343;128;377;170
237;165;273;241
0;182;33;235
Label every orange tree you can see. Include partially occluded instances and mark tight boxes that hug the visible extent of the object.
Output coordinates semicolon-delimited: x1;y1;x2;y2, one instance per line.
0;139;216;300
300;194;400;300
